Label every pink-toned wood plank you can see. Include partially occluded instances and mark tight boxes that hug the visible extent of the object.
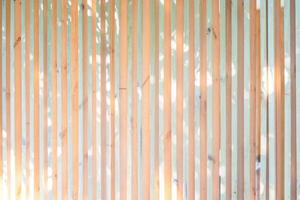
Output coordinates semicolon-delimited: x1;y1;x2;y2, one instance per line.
164;0;172;199
109;1;116;199
120;0;128;199
237;0;245;199
100;0;106;199
200;0;207;198
188;0;195;199
51;0;58;199
176;1;184;199
290;0;297;199
61;0;68;199
34;0;40;198
131;0;138;199
274;0;284;198
14;0;22;198
142;0;151;199
225;0;232;199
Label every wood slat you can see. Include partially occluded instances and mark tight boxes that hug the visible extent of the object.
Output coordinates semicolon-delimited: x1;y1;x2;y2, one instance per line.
212;0;220;199
237;0;245;199
249;1;256;199
61;0;68;198
290;0;297;199
188;0;195;199
0;1;2;195
51;0;58;199
14;0;22;199
25;0;31;198
164;0;172;199
34;0;40;198
100;0;106;199
120;0;128;199
109;0;116;199
71;0;79;199
5;1;11;198
200;0;207;198
176;0;184;199
131;0;138;199
43;1;48;198
225;0;232;199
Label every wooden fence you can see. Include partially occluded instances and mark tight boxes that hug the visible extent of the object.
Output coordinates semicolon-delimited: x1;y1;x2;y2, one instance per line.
0;0;299;199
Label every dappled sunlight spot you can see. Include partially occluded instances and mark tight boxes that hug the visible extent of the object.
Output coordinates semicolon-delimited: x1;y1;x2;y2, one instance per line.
2;129;6;138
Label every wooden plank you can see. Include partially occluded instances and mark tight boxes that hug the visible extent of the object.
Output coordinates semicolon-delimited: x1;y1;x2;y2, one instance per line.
199;0;207;198
164;0;172;199
82;0;88;198
154;0;160;199
25;0;31;198
5;1;11;198
176;1;184;199
43;1;48;198
142;0;151;199
33;0;40;198
71;0;79;199
91;0;97;198
255;8;261;199
61;0;68;198
212;0;220;199
51;0;58;199
120;0;128;199
290;0;297;199
225;0;232;199
249;1;256;199
237;0;245;199
0;0;2;195
274;0;284;199
109;1;116;199
100;0;106;199
131;0;138;199
14;0;22;198
188;0;195;199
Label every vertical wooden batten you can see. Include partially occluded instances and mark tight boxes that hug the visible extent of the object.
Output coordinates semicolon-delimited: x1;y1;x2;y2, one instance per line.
51;0;58;198
290;0;297;198
120;0;128;199
200;0;207;198
176;0;184;199
131;0;138;199
188;0;195;199
164;0;172;199
34;0;40;198
14;0;22;198
225;0;232;199
274;0;284;199
61;0;68;198
71;0;79;199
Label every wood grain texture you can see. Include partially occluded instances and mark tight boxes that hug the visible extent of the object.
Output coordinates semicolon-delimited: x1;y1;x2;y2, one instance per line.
120;0;128;199
61;0;68;199
176;1;184;199
71;0;79;199
51;0;58;198
212;0;220;199
131;0;138;199
274;0;284;199
164;0;172;199
290;0;297;199
237;0;245;199
14;0;22;199
225;0;232;199
200;0;207;198
188;0;195;199
6;1;11;198
34;0;40;198
43;1;48;198
100;0;106;199
109;0;116;199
